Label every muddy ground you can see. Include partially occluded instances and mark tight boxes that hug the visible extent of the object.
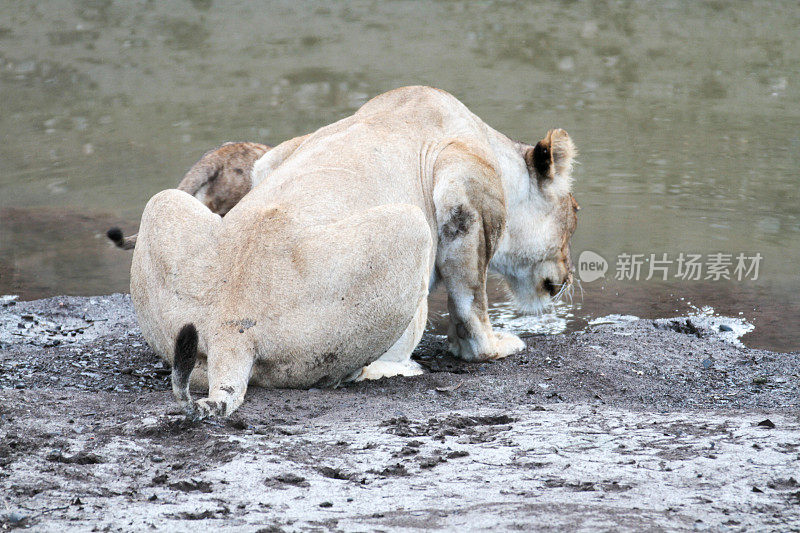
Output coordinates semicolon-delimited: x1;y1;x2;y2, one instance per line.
0;294;798;532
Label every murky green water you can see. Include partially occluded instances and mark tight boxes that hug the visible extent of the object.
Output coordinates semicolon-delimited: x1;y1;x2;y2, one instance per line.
1;1;798;351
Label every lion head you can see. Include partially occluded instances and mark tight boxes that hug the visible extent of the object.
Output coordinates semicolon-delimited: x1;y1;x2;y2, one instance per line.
490;128;579;314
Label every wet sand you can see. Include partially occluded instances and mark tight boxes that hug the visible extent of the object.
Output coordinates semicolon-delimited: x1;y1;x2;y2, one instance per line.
1;294;798;531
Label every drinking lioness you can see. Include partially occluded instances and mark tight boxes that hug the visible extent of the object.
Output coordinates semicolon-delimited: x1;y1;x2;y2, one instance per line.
131;86;579;417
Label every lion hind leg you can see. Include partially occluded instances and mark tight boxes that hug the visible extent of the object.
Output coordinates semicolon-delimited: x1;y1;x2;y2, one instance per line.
188;333;255;419
131;189;220;366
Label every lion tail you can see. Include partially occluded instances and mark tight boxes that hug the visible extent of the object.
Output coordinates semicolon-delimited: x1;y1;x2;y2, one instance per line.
106;227;137;250
172;323;198;409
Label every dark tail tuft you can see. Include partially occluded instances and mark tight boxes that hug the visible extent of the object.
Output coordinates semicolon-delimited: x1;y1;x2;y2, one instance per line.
107;227;136;250
107;227;124;245
172;323;198;406
106;226;132;250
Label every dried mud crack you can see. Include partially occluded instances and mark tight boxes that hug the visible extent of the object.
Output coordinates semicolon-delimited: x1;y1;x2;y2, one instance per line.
1;295;798;531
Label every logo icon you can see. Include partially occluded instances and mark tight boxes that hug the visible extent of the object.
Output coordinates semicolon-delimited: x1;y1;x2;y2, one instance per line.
577;250;608;282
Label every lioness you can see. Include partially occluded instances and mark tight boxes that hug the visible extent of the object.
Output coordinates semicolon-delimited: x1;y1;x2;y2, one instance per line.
131;86;578;417
107;141;270;249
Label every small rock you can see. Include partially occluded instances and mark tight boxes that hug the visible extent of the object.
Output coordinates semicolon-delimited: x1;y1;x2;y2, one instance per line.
418;455;446;469
719;324;733;332
318;466;351;480
379;463;409;477
768;477;799;490
268;473;308;487
6;512;27;525
757;419;776;429
319;501;333;508
395;445;419;457
169;479;213;493
227;418;249;430
46;451;105;464
435;382;463;393
445;450;470;459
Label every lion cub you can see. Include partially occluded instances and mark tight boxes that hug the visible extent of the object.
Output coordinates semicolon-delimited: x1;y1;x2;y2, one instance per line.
107;141;270;249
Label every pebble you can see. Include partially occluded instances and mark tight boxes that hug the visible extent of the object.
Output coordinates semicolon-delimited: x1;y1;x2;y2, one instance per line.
6;512;26;524
719;324;733;332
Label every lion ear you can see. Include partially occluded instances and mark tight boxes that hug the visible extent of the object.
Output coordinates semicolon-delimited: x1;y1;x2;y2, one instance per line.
526;129;576;182
525;140;553;181
548;129;576;179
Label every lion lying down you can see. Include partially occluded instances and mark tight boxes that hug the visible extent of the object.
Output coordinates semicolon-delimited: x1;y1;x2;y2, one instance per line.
131;86;579;417
107;141;270;250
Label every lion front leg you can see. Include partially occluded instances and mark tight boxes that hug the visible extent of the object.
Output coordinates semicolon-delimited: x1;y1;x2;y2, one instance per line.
436;207;525;361
433;144;525;362
441;265;524;362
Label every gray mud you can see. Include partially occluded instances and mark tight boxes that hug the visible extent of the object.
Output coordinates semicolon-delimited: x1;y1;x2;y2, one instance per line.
1;295;798;531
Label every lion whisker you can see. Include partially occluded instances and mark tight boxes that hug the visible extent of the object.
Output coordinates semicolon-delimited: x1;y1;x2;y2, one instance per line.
572;278;584;302
550;281;569;304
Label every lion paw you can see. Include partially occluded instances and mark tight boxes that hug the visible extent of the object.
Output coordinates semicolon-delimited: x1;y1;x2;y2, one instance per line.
356;360;425;381
447;336;474;361
186;398;228;419
492;331;525;359
449;330;525;361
